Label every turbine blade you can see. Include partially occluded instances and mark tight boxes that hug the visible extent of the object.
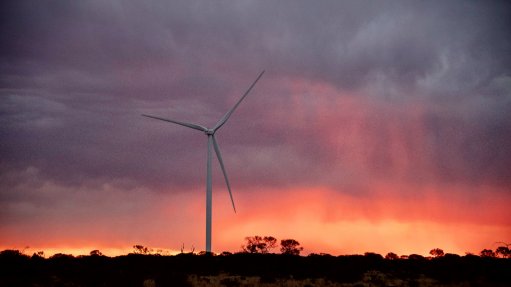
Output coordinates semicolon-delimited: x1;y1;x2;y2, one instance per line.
142;114;207;132
213;70;265;131
212;135;236;213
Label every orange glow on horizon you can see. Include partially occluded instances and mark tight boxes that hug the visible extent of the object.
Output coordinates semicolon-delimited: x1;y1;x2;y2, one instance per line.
214;186;511;256
0;246;181;258
2;184;509;257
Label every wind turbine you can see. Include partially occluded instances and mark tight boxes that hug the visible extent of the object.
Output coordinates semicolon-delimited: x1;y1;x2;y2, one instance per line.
142;71;265;253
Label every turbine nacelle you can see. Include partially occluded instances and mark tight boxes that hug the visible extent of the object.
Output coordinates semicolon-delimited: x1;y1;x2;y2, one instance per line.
205;129;215;135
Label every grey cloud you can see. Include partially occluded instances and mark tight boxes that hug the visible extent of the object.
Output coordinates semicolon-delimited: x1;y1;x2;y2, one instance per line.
1;0;510;197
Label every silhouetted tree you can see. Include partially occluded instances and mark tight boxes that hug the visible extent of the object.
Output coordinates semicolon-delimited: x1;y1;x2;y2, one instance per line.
133;245;152;255
90;249;103;256
429;248;444;258
21;246;30;255
480;249;496;257
32;251;45;258
242;236;278;253
242;236;262;253
495;246;510;258
264;236;278;251
280;239;303;255
364;252;383;260
385;252;399;260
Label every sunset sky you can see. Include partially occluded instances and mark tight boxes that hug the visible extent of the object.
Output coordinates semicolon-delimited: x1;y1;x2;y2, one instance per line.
1;1;510;257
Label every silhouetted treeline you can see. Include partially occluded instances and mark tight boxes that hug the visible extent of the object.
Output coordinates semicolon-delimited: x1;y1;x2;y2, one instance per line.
1;249;510;287
241;235;304;255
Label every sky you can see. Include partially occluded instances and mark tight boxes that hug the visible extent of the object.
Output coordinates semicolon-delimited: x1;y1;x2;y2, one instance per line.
1;0;510;257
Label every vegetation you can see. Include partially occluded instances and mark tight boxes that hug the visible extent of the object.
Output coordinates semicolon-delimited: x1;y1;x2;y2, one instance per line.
280;239;303;255
429;248;444;258
240;235;304;256
1;241;509;286
241;236;278;254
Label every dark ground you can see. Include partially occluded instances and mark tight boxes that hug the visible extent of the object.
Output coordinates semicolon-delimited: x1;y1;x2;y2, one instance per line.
1;250;510;287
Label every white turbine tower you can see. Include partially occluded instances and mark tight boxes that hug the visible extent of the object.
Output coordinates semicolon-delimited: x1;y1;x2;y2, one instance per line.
142;71;265;253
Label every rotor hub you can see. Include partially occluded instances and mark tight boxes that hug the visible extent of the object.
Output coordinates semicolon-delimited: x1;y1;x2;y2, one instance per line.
205;129;215;135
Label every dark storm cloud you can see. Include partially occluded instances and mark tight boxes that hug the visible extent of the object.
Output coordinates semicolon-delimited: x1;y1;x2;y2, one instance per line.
1;0;511;200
